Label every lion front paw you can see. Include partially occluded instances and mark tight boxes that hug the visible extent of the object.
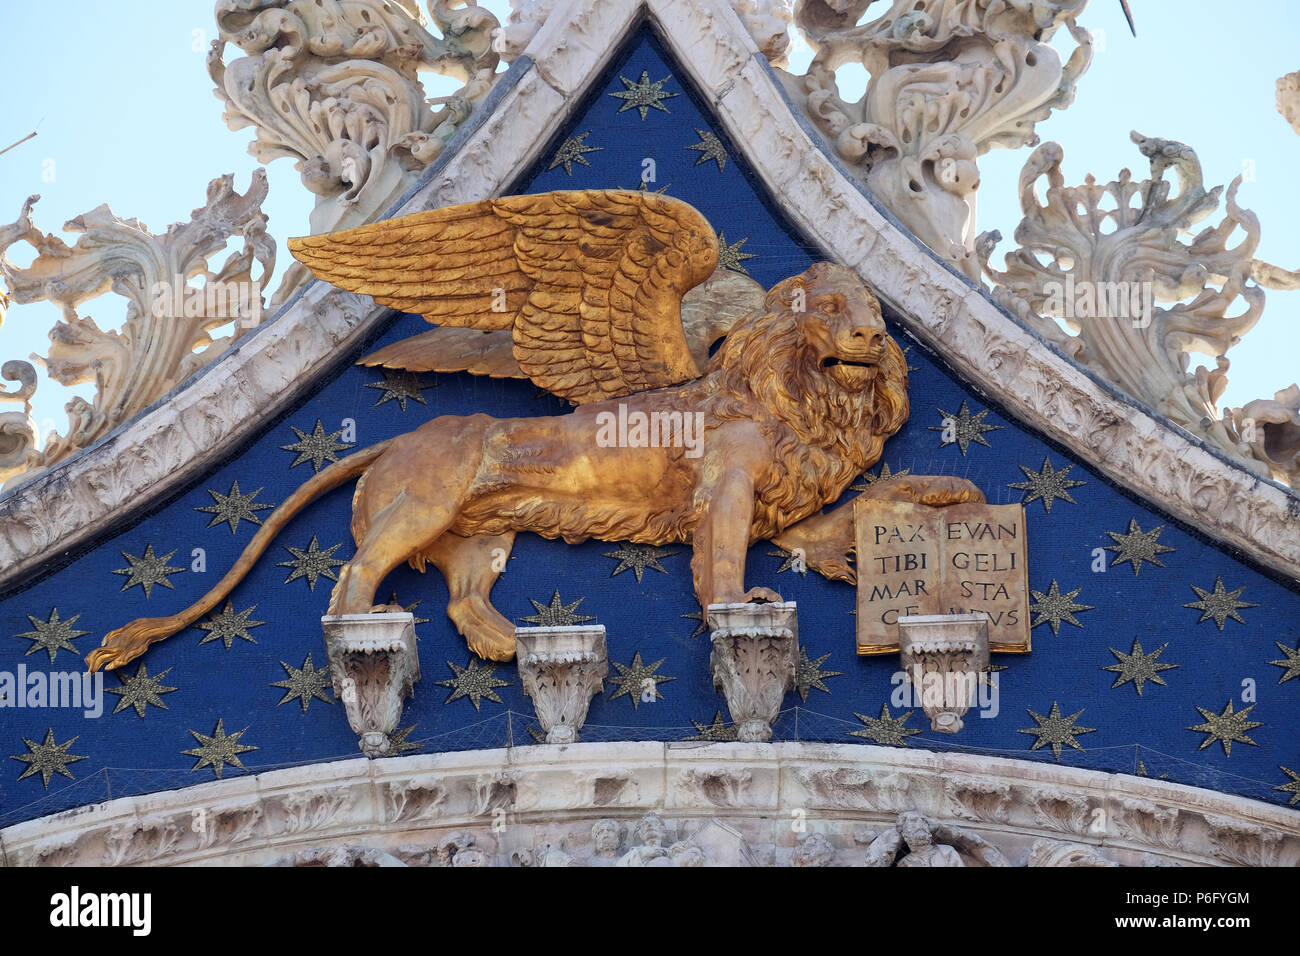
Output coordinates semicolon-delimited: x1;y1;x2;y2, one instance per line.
741;586;784;605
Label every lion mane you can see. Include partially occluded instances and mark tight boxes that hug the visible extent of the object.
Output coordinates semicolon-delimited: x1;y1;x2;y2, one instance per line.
577;266;912;545
694;269;910;537
448;267;909;549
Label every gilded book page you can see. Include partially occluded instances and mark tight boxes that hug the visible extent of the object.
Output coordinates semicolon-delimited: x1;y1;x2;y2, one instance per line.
854;500;1030;655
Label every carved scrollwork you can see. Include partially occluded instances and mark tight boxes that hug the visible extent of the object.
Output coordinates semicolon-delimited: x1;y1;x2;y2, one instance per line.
978;131;1299;486
0;174;275;484
210;0;501;245
778;0;1093;279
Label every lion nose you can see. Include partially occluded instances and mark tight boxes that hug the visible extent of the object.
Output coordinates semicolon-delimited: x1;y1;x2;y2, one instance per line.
848;327;884;350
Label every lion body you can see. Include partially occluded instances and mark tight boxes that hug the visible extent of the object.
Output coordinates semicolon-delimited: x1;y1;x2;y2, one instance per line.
89;264;917;669
351;299;910;555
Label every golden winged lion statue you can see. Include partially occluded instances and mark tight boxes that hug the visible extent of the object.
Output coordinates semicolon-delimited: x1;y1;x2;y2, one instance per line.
87;190;982;672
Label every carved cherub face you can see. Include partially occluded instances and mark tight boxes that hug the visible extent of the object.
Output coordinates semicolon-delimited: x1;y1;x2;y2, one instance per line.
795;263;888;393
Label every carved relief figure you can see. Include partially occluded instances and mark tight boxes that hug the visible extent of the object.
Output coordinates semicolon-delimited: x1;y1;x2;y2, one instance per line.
860;811;1009;867
88;190;979;672
617;812;671;867
587;818;623;866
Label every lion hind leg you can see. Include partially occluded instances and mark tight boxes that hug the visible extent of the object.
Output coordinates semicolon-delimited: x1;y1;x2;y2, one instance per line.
426;531;517;661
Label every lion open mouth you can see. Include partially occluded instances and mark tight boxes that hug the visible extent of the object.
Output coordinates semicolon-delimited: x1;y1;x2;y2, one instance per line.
822;355;878;390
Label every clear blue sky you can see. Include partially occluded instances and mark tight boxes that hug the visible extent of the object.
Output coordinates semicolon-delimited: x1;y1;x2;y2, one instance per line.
1;0;1297;443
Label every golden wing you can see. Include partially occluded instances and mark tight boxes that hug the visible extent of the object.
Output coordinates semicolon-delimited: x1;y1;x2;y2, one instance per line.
289;189;719;404
355;267;768;380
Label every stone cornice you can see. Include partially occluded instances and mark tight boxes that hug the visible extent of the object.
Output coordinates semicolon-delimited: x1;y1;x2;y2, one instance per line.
0;0;1296;594
2;742;1295;866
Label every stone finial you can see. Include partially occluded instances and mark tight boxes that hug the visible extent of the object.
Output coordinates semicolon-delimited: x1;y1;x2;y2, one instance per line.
514;625;608;744
707;602;798;742
897;613;990;734
978;131;1300;488
322;612;421;758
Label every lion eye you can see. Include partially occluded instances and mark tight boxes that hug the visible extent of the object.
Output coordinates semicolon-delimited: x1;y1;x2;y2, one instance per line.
823;300;840;315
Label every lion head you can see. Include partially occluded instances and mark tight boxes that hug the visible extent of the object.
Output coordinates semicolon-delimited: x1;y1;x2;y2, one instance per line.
700;262;910;534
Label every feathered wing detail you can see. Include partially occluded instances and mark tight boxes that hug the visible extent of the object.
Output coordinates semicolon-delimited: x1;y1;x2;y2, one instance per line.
360;327;521;378
355;267;768;380
290;189;720;403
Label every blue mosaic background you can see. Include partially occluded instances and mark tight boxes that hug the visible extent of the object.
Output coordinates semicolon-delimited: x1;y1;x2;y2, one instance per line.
2;28;1299;825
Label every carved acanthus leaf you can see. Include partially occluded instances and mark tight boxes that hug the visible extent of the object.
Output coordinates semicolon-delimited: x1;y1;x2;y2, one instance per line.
978;132;1299;486
778;0;1093;278
1278;69;1300;137
0;173;274;483
211;0;500;251
491;1;794;67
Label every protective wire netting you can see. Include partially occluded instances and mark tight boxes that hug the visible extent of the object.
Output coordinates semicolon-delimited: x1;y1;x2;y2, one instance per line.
1;706;1288;828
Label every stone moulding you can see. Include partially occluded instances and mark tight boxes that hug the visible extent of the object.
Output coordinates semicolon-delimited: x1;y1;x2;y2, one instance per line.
0;0;1297;600
2;742;1296;866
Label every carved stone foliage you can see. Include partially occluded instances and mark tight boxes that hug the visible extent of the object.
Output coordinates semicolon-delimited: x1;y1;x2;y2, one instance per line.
493;0;793;67
322;612;421;757
1279;69;1300;136
978;132;1300;486
6;741;1300;866
777;0;1093;279
0;360;38;485
708;602;799;742
210;0;501;241
0;174;274;483
515;625;608;744
897;613;989;733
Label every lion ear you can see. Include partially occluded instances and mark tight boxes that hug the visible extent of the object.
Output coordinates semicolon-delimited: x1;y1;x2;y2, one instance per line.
764;272;807;311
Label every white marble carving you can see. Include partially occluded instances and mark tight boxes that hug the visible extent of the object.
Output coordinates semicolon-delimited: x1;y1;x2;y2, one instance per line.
1278;69;1300;136
979;132;1300;487
898;613;990;733
514;625;608;744
0;360;37;485
322;612;421;757
1025;837;1117;867
778;0;1093;279
7;741;1295;866
210;0;501;239
0;174;274;482
860;810;1009;866
708;602;798;742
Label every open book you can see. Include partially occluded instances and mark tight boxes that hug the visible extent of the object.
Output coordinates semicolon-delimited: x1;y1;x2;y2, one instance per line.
853;500;1030;655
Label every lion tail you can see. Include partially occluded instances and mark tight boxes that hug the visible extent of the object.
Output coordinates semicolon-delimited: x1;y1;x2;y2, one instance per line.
86;440;393;672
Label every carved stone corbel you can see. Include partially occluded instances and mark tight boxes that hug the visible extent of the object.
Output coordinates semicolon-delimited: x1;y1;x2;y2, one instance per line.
515;625;608;744
322;612;420;758
898;613;990;734
707;602;798;742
